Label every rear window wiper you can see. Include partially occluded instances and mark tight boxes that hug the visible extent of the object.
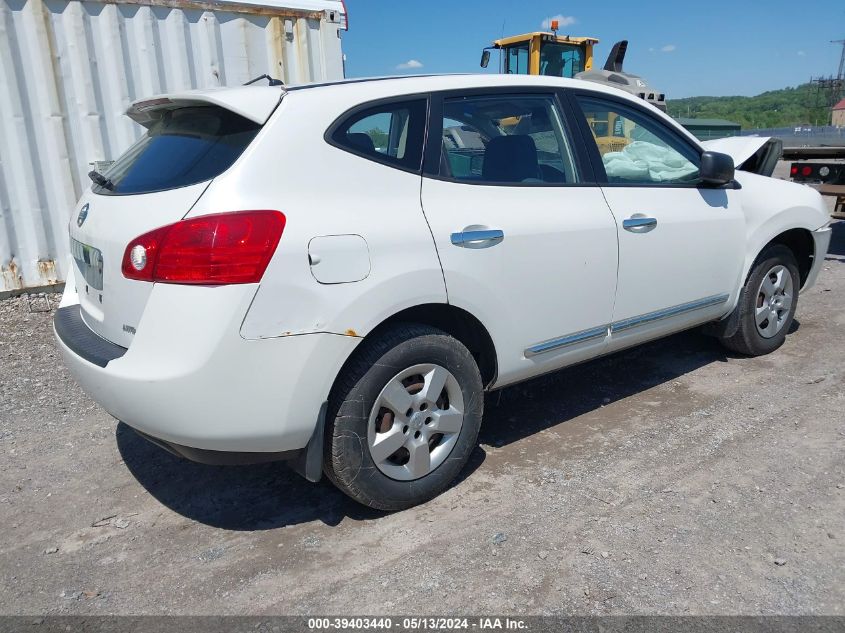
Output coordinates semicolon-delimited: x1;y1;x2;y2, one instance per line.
88;170;114;190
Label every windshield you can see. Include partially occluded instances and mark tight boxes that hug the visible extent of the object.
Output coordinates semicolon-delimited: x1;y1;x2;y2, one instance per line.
539;42;585;78
93;106;261;196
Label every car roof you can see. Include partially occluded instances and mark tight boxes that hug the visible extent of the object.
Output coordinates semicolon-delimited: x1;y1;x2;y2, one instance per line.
282;74;699;144
281;73;661;116
131;74;700;146
284;73;614;95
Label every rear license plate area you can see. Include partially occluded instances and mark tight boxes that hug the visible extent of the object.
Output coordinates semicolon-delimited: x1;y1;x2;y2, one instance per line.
70;238;104;291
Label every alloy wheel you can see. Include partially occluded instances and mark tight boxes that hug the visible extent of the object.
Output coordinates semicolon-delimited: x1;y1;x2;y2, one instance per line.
367;363;464;481
755;264;794;339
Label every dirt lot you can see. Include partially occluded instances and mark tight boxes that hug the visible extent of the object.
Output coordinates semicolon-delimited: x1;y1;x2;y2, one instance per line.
1;221;843;616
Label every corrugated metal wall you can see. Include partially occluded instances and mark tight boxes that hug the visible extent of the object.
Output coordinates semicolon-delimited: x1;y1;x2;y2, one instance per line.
0;0;345;293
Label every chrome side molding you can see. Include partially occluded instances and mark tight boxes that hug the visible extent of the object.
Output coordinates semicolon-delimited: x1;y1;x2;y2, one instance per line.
611;294;730;333
524;294;730;358
524;325;609;357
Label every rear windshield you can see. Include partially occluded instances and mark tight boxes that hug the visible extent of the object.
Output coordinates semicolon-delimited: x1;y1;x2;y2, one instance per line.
93;106;261;195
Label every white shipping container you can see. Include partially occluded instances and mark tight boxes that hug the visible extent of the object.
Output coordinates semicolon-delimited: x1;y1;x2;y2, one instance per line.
0;0;347;293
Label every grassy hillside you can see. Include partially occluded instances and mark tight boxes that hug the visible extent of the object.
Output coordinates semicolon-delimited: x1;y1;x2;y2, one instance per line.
666;83;833;129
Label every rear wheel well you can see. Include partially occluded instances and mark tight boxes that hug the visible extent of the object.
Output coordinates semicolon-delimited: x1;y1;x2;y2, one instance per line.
366;304;498;388
767;228;814;287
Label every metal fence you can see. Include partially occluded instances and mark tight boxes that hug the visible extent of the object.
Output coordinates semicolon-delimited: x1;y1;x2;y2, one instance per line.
0;0;346;294
738;125;845;147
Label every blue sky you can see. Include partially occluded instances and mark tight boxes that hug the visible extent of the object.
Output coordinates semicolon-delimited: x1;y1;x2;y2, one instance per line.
341;1;845;98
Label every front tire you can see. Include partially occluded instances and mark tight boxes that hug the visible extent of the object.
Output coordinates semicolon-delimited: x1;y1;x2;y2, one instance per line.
324;324;483;511
720;244;800;356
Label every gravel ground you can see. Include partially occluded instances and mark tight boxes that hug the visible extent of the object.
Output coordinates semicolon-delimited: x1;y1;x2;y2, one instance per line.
1;221;843;616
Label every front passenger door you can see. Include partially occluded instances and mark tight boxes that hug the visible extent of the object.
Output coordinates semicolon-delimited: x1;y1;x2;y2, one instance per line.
571;93;745;347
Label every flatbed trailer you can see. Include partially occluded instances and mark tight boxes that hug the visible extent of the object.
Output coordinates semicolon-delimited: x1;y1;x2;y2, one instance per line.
785;146;845;218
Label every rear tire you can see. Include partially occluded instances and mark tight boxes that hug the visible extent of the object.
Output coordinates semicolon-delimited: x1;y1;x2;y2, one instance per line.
324;323;483;511
720;244;800;356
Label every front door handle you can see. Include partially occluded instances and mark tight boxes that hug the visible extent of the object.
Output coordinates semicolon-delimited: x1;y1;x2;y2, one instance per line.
623;215;658;233
450;228;505;249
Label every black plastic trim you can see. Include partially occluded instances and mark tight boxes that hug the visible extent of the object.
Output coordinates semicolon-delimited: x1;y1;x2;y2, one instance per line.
133;429;302;466
54;305;127;368
285;74;468;92
290;401;327;482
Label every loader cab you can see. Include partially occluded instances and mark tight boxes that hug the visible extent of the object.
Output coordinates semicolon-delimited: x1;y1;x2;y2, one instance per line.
482;32;598;79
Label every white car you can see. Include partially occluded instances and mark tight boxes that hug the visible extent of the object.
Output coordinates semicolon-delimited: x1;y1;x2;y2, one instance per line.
55;75;831;510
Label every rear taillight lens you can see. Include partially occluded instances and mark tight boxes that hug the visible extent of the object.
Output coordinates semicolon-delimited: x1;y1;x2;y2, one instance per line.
801;166;813;177
790;166;798;175
122;210;286;284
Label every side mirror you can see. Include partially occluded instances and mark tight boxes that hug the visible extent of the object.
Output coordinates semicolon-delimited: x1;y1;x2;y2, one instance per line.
699;151;735;186
480;50;491;69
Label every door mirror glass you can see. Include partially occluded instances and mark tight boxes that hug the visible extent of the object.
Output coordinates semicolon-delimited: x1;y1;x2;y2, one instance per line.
699;151;735;185
480;50;491;68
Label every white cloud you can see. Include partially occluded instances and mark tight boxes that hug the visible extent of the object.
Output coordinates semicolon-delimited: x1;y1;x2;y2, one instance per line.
660;44;677;53
541;14;577;29
797;50;806;56
396;59;423;70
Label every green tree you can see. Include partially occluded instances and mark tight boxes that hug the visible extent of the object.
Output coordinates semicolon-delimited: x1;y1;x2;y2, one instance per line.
667;84;831;129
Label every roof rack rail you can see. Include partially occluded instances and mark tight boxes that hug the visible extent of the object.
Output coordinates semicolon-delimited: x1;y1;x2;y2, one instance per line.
243;74;284;87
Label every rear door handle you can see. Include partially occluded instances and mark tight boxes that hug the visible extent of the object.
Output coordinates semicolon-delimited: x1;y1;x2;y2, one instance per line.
450;228;504;249
623;215;658;233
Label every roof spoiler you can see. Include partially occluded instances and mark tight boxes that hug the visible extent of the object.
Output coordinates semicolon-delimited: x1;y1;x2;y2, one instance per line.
127;87;285;128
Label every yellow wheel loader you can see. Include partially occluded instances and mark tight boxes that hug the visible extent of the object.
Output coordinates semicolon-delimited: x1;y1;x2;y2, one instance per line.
480;21;666;112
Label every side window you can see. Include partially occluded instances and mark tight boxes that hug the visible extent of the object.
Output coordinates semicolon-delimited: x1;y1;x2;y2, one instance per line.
505;44;530;75
440;94;579;185
575;96;700;185
331;99;427;171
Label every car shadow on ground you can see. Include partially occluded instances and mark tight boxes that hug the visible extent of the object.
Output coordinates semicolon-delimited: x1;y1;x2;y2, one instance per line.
118;323;744;530
117;423;488;530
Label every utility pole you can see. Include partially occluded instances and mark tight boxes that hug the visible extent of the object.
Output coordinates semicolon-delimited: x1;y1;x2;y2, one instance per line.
810;38;845;124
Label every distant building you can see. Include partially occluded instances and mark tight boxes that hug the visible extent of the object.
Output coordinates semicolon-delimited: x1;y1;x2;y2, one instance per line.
833;98;845;127
674;117;742;141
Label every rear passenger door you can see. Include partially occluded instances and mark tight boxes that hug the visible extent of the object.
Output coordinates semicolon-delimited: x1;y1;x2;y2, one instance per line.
420;89;619;387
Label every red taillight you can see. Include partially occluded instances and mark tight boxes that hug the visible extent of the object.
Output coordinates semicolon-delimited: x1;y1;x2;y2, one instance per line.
790;166;798;175
801;166;813;177
122;210;286;285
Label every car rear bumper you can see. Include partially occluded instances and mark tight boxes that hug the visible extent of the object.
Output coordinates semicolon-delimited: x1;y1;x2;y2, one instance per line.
804;225;833;291
54;305;127;367
54;283;359;454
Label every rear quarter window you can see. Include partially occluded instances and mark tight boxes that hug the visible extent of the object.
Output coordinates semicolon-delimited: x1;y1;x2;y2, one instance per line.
328;98;427;173
93;106;261;195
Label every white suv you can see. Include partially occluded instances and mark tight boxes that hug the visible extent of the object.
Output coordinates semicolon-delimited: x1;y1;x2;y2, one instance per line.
55;75;831;510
